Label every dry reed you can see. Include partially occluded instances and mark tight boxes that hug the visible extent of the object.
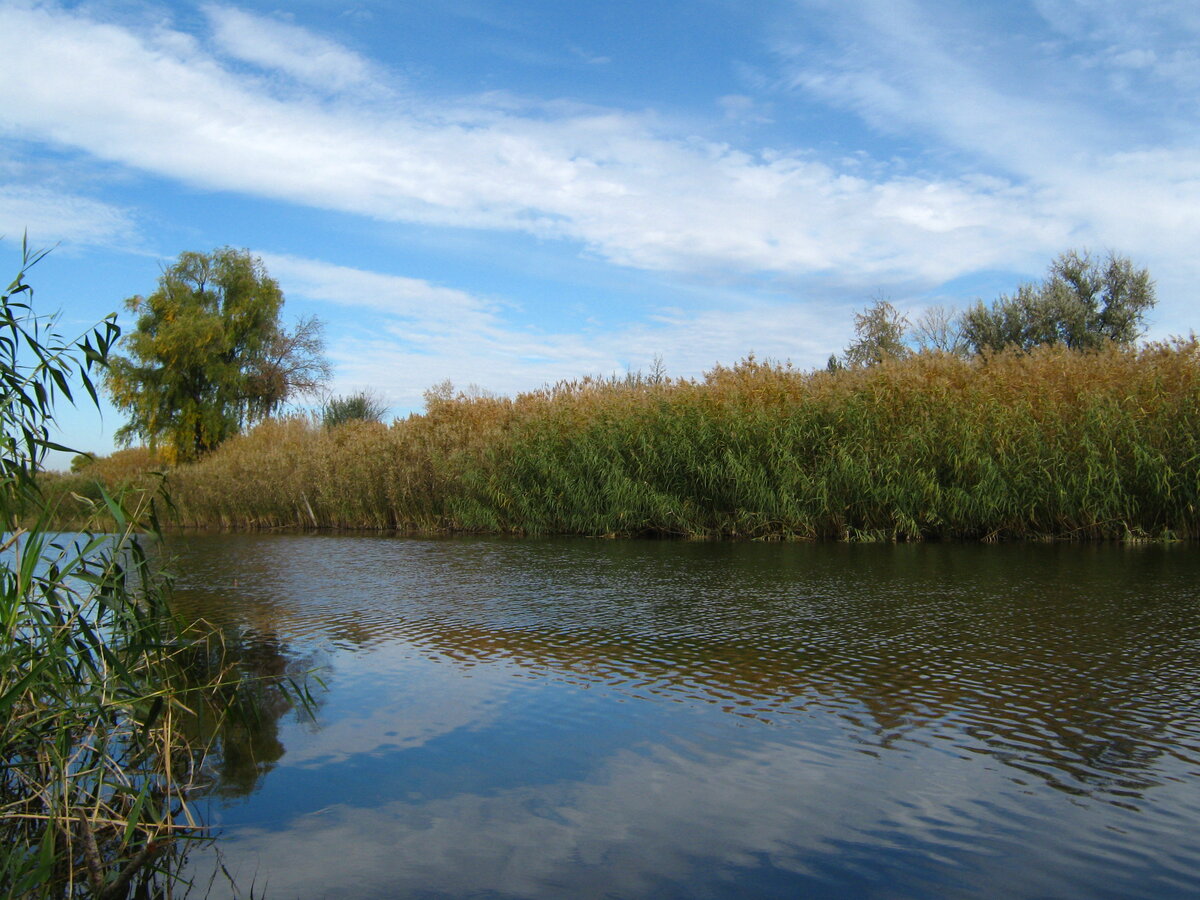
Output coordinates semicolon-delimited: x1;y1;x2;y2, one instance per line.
50;341;1200;541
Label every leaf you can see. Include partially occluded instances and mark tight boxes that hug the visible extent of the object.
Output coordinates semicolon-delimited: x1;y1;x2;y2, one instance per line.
122;779;154;846
34;438;78;454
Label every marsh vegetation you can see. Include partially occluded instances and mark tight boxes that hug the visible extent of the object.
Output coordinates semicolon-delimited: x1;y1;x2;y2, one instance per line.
1;249;306;898
50;247;1194;543
56;338;1200;541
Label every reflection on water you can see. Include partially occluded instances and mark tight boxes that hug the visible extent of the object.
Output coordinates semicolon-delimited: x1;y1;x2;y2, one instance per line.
167;536;1200;899
179;626;317;799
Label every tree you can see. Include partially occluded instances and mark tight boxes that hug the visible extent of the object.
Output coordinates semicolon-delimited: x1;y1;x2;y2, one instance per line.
322;389;389;428
842;297;911;367
960;250;1155;354
911;304;967;356
69;452;95;472
106;248;330;461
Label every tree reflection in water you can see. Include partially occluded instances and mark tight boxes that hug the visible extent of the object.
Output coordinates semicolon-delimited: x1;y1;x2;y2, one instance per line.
161;536;1200;900
178;624;322;800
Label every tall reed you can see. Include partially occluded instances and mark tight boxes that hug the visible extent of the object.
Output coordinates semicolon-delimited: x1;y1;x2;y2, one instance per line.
58;340;1200;541
2;247;304;897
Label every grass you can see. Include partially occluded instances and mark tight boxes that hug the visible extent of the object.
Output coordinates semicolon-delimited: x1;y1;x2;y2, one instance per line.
50;339;1200;542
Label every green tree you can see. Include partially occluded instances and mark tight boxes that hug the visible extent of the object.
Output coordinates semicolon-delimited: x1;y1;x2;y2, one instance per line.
842;297;911;367
961;250;1155;354
69;451;95;472
322;389;390;428
106;248;330;461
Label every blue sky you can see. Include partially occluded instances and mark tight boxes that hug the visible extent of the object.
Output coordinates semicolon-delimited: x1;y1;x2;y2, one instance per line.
1;0;1198;465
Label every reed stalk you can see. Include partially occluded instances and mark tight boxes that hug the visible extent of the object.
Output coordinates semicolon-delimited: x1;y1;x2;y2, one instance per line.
2;247;305;897
51;340;1200;542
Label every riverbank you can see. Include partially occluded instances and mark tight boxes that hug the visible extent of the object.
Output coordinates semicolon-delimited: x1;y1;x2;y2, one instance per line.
49;341;1200;541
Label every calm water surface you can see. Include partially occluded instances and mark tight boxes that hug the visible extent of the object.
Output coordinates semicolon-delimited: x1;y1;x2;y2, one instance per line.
167;535;1200;899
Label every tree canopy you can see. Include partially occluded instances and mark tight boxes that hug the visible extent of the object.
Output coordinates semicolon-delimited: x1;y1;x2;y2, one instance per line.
837;250;1156;366
322;389;389;429
106;248;330;461
841;298;911;368
960;250;1155;354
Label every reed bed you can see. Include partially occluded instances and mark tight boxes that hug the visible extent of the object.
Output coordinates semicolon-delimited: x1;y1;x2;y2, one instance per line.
56;340;1200;541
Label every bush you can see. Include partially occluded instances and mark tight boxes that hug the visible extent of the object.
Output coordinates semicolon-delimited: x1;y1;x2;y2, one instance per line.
321;390;389;428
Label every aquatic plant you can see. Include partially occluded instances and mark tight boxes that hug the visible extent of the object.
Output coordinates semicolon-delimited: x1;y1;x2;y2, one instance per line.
0;245;303;897
51;339;1200;542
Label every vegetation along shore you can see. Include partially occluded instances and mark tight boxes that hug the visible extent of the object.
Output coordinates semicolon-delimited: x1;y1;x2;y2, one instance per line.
42;246;1200;542
1;248;307;896
50;339;1199;542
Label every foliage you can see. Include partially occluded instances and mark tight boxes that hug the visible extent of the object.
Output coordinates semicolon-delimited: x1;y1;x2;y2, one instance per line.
105;248;330;462
841;297;911;367
1;245;304;897
68;453;94;473
44;246;1186;543
68;340;1200;542
322;389;389;429
961;250;1155;353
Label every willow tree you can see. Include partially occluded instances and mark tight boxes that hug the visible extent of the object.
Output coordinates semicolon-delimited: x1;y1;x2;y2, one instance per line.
960;250;1156;354
106;248;330;461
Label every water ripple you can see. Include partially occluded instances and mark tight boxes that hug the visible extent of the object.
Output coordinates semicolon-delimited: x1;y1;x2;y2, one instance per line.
165;535;1200;898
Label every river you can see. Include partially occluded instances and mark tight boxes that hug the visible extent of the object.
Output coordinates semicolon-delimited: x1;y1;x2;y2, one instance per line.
166;534;1200;899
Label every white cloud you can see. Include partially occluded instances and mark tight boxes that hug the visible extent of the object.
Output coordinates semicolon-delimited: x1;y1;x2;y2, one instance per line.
261;253;499;326
569;45;611;65
778;0;1108;176
717;94;772;124
774;0;1200;331
203;4;382;93
265;254;850;409
1034;0;1200;74
262;253;624;403
0;1;1075;291
0;1;1196;340
0;185;136;248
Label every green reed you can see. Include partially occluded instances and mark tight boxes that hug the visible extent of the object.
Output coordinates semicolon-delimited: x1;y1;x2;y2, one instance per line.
3;247;306;898
53;340;1200;541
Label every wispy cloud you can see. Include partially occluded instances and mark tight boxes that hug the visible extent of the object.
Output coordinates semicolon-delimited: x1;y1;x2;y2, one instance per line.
0;185;136;249
1;1;1196;341
1034;0;1200;97
203;4;383;93
261;253;500;327
773;0;1200;324
778;0;1200;174
776;0;1110;175
263;252;627;403
569;45;611;66
0;1;1075;291
265;253;849;407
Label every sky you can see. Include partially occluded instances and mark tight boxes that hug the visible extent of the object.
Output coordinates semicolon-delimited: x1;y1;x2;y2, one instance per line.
1;0;1198;465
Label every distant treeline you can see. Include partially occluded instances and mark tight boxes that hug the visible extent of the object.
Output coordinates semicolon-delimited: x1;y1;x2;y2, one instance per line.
48;341;1200;541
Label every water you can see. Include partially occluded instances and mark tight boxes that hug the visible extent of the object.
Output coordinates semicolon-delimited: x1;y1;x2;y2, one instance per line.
166;535;1200;899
